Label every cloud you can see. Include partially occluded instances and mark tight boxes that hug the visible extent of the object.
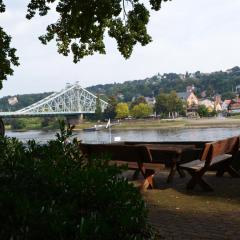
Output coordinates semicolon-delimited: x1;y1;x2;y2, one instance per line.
1;0;240;97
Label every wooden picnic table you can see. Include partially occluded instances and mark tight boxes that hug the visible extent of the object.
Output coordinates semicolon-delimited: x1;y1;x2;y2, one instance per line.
80;142;202;189
135;144;197;183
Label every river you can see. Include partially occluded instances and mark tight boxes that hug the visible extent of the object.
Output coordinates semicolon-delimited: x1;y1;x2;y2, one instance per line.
5;127;240;143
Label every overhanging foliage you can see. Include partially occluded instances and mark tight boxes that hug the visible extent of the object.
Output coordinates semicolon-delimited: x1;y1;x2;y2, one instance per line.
0;1;19;87
26;0;170;62
0;0;171;86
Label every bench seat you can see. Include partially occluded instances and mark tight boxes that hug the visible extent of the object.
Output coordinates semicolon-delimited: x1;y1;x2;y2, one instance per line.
178;137;239;191
180;154;232;170
109;160;166;170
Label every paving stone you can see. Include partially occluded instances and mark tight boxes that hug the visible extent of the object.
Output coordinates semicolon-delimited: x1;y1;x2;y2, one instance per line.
143;171;240;240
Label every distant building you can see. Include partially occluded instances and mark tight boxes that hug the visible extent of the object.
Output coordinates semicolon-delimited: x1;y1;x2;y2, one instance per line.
178;74;186;80
200;91;207;98
186;85;195;93
228;99;240;113
116;93;124;100
177;91;198;107
177;86;199;117
226;66;240;74
222;100;231;111
214;94;222;105
156;73;162;80
8;96;18;106
214;94;222;111
199;99;215;112
144;97;156;106
236;85;240;94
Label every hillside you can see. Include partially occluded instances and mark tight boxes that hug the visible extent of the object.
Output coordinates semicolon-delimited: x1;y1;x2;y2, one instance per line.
87;66;240;101
0;92;53;112
1;66;240;111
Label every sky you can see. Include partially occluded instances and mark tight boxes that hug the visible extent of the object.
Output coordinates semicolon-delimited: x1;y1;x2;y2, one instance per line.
1;0;240;97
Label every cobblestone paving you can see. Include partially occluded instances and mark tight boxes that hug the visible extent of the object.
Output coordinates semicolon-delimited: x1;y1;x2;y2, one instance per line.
142;171;240;240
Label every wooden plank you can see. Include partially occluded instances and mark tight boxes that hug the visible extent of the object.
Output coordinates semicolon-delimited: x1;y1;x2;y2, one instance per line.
179;136;240;191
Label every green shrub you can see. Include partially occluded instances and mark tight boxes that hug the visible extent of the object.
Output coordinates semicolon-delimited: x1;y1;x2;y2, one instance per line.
0;121;154;239
10;118;26;130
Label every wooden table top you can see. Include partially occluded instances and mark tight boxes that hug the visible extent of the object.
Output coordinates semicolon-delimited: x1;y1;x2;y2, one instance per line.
136;144;196;153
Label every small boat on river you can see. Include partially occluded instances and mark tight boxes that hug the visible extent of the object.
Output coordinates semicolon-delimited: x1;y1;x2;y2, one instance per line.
83;120;120;132
83;125;105;132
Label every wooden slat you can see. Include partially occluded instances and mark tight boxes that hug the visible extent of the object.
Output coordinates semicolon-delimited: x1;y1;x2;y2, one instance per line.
180;159;204;170
180;154;232;170
210;154;232;165
109;160;166;170
178;136;239;191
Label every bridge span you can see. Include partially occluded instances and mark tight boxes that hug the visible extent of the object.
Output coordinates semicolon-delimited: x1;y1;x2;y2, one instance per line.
0;82;109;135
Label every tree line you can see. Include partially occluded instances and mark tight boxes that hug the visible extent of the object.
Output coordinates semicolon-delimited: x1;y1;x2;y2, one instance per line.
88;67;240;102
101;91;185;120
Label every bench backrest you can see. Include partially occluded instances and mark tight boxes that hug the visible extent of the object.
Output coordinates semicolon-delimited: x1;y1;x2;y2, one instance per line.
201;136;240;167
79;143;152;163
124;141;208;149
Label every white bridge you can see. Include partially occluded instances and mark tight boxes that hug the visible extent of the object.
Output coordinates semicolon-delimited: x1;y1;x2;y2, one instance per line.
0;82;108;118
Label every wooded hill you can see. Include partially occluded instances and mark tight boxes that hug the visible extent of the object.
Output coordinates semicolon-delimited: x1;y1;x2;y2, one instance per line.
0;92;53;112
87;66;240;101
1;66;240;111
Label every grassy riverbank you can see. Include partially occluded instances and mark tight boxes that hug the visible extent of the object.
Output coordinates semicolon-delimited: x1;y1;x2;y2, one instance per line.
75;117;240;131
5;117;240;131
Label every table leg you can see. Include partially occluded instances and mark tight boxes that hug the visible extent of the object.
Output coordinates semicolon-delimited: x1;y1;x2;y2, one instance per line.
0;118;5;137
167;155;181;183
167;163;177;183
177;166;186;178
132;169;140;180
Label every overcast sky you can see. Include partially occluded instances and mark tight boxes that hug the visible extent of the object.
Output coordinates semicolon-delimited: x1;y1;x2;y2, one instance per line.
1;0;240;97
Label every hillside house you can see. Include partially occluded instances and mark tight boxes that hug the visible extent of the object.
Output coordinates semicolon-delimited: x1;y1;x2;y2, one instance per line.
145;97;156;106
228;99;240;113
236;85;240;94
177;92;198;108
198;99;215;112
214;94;222;111
222;100;231;111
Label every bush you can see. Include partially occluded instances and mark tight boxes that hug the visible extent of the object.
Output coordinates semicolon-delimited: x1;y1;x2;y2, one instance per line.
131;103;153;119
0;121;154;239
10;118;26;130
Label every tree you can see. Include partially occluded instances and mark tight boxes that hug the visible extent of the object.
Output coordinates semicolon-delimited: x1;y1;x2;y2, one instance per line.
10;119;26;130
116;102;129;119
131;103;152;118
221;91;236;100
104;96;117;119
167;91;184;114
95;97;103;120
0;0;171;85
197;105;209;117
155;91;184;117
0;1;19;87
130;96;146;109
155;93;169;116
26;0;169;61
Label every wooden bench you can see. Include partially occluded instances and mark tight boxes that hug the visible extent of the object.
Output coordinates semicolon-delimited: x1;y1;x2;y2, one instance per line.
79;143;166;189
179;136;240;191
123;141;206;179
123;141;208;148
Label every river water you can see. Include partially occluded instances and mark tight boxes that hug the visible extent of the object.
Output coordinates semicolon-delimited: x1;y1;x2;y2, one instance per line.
5;127;240;144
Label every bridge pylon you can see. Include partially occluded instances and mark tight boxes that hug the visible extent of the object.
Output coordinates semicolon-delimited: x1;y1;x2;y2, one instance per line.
66;114;84;125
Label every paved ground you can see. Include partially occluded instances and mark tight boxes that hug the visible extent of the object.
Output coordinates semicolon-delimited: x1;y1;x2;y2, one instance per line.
136;171;240;239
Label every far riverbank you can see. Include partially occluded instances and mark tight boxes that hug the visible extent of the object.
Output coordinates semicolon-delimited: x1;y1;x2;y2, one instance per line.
74;117;240;131
5;116;240;132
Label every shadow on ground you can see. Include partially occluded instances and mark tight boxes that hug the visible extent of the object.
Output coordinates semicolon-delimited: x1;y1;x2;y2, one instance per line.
126;170;240;239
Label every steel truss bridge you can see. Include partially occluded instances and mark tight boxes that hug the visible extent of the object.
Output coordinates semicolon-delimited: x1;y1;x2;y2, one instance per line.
0;82;108;135
0;82;108;118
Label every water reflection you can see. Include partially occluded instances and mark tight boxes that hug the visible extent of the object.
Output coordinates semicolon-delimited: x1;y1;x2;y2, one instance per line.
6;127;240;143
